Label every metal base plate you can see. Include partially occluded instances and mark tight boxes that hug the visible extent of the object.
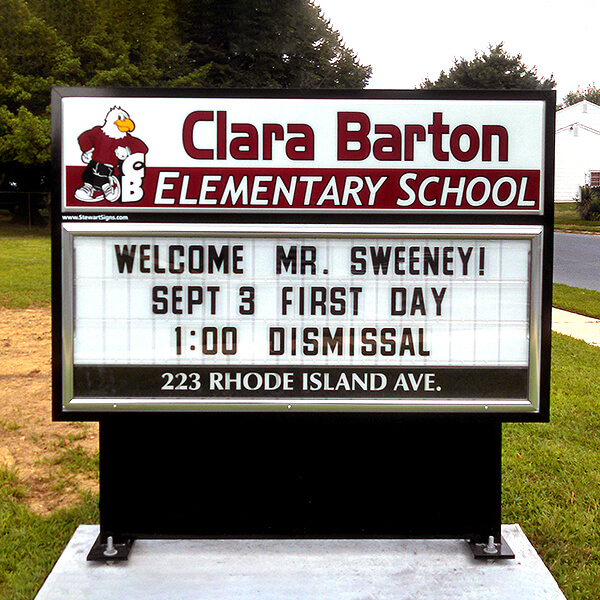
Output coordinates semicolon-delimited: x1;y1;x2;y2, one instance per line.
469;535;515;559
87;533;134;561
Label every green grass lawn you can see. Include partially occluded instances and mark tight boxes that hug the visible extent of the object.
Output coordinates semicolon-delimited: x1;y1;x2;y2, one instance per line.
554;202;600;233
0;235;50;308
503;334;600;599
0;482;98;600
553;284;600;319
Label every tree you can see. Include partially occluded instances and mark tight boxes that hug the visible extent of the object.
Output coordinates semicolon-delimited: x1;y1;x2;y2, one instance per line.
0;0;82;165
421;43;555;90
173;0;372;88
29;0;190;87
0;0;371;191
25;0;371;89
561;84;600;108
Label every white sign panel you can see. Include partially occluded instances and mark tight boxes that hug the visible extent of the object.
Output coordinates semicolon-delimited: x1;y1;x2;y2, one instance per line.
59;95;547;213
61;223;543;413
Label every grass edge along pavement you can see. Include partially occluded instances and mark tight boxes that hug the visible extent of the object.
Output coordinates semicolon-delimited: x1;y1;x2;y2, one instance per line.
553;284;600;320
554;202;600;233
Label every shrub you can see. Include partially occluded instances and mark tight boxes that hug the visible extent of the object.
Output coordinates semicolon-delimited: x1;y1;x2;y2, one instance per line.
577;185;600;220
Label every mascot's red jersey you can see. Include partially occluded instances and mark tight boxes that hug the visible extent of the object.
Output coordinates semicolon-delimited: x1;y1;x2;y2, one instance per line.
78;126;148;168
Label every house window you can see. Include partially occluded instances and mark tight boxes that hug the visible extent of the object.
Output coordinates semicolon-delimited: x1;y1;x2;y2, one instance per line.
588;171;600;186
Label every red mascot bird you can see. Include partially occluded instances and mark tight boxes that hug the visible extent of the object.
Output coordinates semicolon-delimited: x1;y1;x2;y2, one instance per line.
75;106;148;202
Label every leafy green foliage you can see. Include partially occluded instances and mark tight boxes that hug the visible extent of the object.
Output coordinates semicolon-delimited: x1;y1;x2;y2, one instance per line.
29;0;187;87
561;84;600;108
0;107;50;165
0;0;80;167
174;0;371;88
0;1;81;113
421;43;555;90
0;0;371;183
577;186;600;221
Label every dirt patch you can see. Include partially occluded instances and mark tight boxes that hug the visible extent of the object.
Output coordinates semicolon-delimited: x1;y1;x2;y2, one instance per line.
0;306;98;514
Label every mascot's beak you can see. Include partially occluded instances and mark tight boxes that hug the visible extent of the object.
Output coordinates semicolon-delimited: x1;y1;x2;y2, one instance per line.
114;118;135;133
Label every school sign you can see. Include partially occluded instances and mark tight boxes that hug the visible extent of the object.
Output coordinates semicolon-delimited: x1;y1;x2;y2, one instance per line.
52;89;554;419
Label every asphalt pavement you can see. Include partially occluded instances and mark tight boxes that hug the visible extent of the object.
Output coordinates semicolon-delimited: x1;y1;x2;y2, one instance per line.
551;231;600;346
553;231;600;292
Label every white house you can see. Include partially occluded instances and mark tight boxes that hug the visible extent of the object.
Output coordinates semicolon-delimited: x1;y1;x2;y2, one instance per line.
555;100;600;201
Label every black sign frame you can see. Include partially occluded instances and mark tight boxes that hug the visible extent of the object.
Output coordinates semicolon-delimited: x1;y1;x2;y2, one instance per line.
51;88;555;423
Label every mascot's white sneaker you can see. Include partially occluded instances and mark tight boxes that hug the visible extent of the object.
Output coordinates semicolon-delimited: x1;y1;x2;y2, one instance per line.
102;178;120;202
74;183;98;202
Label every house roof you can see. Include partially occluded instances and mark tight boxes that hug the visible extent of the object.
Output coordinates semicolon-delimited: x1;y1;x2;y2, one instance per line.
556;122;600;136
556;100;600;133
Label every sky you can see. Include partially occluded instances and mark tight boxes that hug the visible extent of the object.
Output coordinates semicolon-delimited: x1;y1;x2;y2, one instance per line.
314;0;599;103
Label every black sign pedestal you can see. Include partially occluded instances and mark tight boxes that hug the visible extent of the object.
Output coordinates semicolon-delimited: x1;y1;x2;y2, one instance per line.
87;413;510;560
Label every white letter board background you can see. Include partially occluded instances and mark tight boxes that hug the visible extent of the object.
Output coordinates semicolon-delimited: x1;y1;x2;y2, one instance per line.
71;234;531;367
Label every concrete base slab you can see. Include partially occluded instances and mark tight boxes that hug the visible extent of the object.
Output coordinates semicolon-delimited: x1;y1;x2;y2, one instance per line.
35;524;566;600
